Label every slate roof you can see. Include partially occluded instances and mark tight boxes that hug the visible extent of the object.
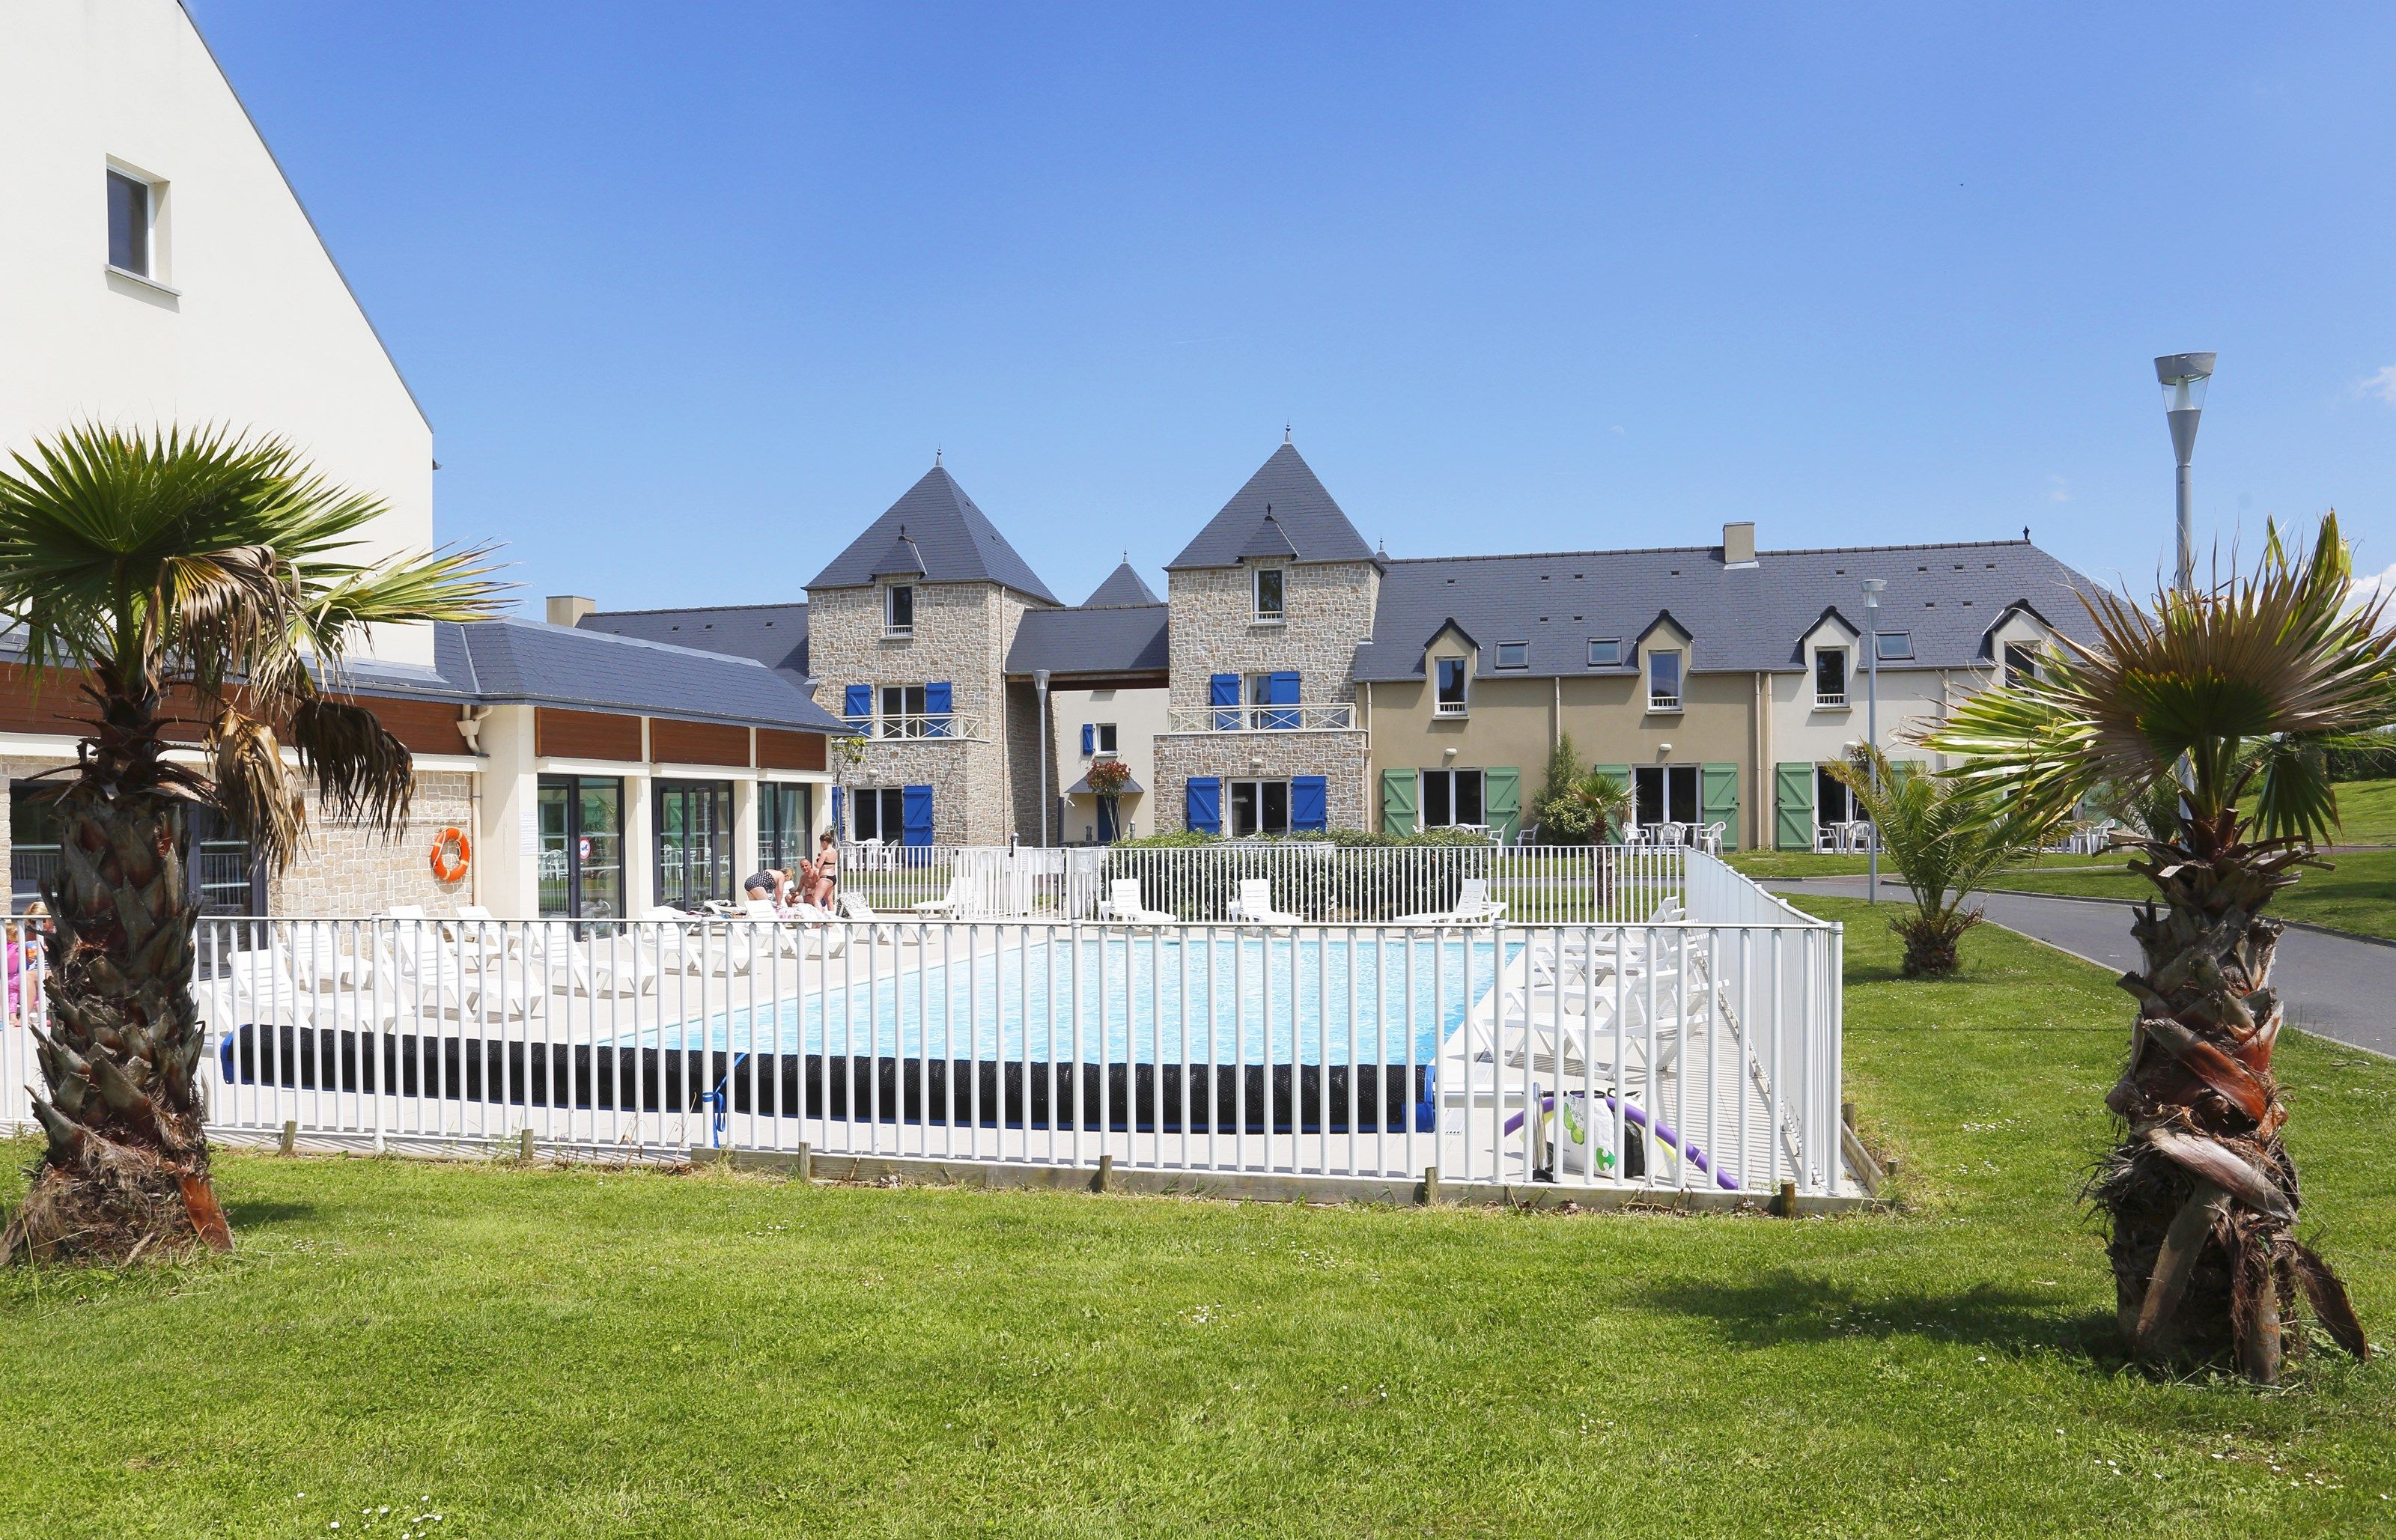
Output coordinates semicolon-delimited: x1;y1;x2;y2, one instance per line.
1167;444;1377;570
1006;603;1170;677
1350;538;2102;682
338;618;845;731
1083;560;1161;607
578;603;809;687
807;465;1059;603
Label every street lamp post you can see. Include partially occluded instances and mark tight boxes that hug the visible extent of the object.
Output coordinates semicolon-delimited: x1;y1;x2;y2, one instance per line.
2155;353;2216;594
1862;579;1885;904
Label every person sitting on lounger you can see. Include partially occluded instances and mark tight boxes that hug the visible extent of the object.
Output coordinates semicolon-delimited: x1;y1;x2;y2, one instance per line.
797;832;838;910
743;868;791;909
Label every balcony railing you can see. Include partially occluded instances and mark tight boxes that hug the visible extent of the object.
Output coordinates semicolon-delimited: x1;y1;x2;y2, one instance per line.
1433;699;1468;717
1165;702;1357;733
844;713;983;742
1647;695;1682;712
1813;692;1847;708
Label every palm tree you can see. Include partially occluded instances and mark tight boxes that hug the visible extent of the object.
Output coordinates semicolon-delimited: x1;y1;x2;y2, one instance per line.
1928;513;2386;1382
0;426;503;1264
1825;745;2037;976
1530;734;1632;844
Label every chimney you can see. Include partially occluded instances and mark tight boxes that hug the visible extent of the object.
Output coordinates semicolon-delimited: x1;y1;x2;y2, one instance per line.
546;594;596;628
1722;521;1757;567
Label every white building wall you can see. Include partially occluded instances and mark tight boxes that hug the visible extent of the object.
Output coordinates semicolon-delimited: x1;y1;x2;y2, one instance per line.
1049;684;1169;843
0;0;437;665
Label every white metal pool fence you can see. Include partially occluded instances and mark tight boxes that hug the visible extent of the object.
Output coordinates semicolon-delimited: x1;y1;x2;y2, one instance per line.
0;852;1847;1202
841;840;1697;927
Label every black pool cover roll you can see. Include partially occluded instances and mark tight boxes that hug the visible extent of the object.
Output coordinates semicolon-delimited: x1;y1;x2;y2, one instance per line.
216;1023;1435;1134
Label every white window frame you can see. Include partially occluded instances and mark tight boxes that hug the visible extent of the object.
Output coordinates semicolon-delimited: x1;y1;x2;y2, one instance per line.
1093;722;1119;756
1418;767;1486;830
1433;656;1469;716
1813;646;1849;707
884;583;915;637
878;682;928;738
104;159;174;293
1253;566;1286;624
1227;778;1291;838
1647;648;1684;712
1587;638;1622;667
1495;642;1528;671
1632;764;1700;830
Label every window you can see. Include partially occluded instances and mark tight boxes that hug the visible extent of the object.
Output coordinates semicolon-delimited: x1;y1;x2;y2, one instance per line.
1633;765;1700;828
1253;567;1285;622
1250;671;1299;729
851;787;907;844
1587;638;1621;667
654;779;735;910
1876;631;1914;660
1420;768;1485;829
10;787;61;911
1435;656;1468;716
1813;648;1849;705
2004;642;2041;687
1647;648;1682;710
1228;779;1292;837
538;775;624;920
1090;722;1119;756
758;782;813;872
1816;766;1861;827
885;584;914;636
879;683;928;737
1495;642;1528;670
106;169;150;277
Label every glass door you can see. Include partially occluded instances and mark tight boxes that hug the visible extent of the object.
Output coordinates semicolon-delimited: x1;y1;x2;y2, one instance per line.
538;775;624;919
654;779;734;910
758;782;812;871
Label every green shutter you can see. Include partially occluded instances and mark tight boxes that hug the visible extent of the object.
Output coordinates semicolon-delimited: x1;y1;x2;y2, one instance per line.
1775;762;1815;850
1381;768;1418;836
1591;765;1630;842
1702;764;1739;850
1483;767;1521;844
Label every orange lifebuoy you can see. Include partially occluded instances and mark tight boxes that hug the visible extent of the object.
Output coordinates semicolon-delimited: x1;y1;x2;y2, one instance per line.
429;827;471;883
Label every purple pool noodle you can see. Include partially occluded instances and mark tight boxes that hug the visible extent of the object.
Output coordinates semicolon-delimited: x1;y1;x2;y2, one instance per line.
1504;1092;1739;1190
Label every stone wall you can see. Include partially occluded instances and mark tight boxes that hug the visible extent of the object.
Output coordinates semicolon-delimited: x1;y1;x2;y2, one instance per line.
1166;559;1380;712
806;581;1042;844
270;770;478;916
1150;730;1371;833
1005;678;1053;843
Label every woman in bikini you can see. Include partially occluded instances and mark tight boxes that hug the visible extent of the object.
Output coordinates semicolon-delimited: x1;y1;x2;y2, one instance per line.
799;831;839;910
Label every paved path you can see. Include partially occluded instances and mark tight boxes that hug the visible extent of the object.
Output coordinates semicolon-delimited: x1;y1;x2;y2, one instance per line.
1766;876;2395;1059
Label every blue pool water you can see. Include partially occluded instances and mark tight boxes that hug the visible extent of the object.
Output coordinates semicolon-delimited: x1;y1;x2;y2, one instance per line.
632;934;1515;1065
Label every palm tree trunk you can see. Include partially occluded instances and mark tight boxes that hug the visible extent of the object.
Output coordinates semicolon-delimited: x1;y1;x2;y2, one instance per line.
2098;832;2367;1380
1;664;229;1264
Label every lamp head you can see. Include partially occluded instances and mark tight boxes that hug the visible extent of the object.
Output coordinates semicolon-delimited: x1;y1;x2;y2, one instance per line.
1861;577;1885;612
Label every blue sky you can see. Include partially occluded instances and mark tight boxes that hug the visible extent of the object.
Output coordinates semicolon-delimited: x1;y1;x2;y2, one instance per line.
192;1;2396;613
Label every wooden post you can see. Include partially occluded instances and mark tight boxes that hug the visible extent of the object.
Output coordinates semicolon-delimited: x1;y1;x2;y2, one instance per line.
1095;1153;1114;1193
279;1119;297;1157
796;1142;812;1183
1422;1165;1441;1207
1841;1101;1858;1131
1777;1180;1798;1217
518;1127;535;1163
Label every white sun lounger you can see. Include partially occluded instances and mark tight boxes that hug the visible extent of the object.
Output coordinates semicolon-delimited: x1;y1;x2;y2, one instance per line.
1098;879;1175;923
1227;879;1300;927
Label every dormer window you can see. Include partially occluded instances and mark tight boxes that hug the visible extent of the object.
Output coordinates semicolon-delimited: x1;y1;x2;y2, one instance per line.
1435;656;1468;716
1813;648;1849;707
2004;641;2041;687
1647;648;1682;711
885;584;914;636
1253;567;1285;623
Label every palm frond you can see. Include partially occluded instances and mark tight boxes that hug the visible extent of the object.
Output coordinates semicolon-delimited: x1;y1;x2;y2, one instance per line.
1927;512;2396;844
286;698;415;836
206;708;306;874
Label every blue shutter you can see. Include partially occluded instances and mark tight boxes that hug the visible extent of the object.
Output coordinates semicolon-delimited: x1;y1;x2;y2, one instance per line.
843;684;872;719
1291;775;1328;832
1081;722;1095;756
1186;776;1221;835
925;681;952;737
1209;673;1241;730
830;786;844;838
1267;670;1301;728
901;784;934;847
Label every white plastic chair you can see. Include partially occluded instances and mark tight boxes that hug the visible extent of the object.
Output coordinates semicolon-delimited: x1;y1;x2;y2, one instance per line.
1098;878;1175;922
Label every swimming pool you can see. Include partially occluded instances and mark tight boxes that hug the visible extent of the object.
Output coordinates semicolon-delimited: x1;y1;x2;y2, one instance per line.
630;932;1517;1065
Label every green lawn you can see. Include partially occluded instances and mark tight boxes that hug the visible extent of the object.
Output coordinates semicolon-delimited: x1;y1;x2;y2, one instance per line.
1730;850;2122;881
1;904;2390;1537
1986;847;2396;943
